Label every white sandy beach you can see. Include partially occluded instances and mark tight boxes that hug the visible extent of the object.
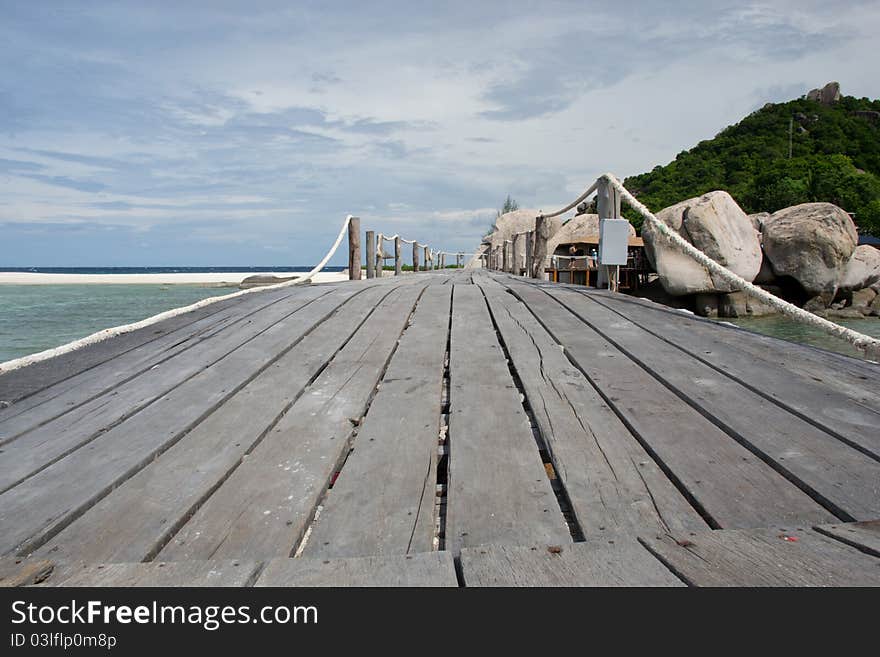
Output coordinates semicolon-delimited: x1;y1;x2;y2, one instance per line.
0;271;349;285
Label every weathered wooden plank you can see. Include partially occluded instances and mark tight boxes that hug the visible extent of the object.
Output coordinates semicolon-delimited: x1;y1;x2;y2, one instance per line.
505;281;835;529
477;279;707;537
302;285;452;558
640;526;880;586
543;287;880;521
157;284;425;562
460;539;683;587
47;560;260;587
0;557;55;586
256;552;457;587
35;285;398;564
445;284;571;554
0;291;260;404
814;520;880;557
0;286;333;493
0;287;365;557
585;291;880;455
589;289;880;406
0;287;296;441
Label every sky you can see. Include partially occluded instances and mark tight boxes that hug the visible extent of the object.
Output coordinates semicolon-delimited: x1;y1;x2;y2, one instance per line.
1;0;879;267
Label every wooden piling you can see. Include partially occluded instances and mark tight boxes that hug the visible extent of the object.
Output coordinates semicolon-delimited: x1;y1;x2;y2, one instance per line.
413;242;420;273
531;215;550;279
348;216;361;280
596;178;622;291
423;245;428;271
375;235;384;278
512;233;524;275
365;230;375;279
394;237;402;276
525;230;534;278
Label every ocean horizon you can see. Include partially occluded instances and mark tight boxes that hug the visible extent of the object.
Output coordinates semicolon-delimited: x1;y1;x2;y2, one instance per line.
0;266;348;363
0;266;345;274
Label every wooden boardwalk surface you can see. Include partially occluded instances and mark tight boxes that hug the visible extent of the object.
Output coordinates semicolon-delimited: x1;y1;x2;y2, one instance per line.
1;270;879;587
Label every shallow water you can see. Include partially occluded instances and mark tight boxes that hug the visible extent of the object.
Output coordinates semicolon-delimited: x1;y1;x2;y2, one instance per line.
0;284;232;362
721;314;880;360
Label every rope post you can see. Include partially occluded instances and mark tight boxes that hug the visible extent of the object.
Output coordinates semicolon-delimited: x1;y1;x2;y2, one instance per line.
394;236;402;276
513;233;525;275
597;177;622;291
423;245;428;271
525;231;534;278
502;242;509;273
348;216;361;280
457;252;462;268
365;230;375;279
440;252;446;269
375;235;384;278
413;242;420;273
532;215;550;279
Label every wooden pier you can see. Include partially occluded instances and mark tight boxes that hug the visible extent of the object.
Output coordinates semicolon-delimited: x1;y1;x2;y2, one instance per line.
1;270;879;587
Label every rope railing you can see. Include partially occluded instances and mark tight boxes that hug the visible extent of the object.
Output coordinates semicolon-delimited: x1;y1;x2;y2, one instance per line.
489;172;879;360
0;214;357;374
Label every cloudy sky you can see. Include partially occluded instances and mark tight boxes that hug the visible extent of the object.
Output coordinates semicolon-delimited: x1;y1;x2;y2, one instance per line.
1;1;879;266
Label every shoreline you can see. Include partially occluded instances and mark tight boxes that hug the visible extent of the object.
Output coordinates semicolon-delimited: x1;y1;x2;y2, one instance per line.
0;271;349;285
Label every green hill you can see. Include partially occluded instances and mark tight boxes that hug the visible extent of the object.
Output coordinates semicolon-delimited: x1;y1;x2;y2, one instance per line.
623;89;880;235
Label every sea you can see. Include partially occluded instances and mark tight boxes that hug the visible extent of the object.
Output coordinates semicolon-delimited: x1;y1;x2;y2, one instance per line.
1;267;878;363
0;267;342;363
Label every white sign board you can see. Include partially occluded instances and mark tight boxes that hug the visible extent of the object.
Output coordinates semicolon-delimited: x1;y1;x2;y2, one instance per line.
599;218;630;265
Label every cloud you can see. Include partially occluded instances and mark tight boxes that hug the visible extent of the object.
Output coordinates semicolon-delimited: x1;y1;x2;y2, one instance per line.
1;1;878;264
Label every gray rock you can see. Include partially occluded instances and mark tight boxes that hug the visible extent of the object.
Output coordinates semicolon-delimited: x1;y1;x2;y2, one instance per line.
840;244;880;292
762;202;858;303
239;275;300;289
851;287;877;309
693;293;719;318
718;291;778;318
642;191;761;296
748;212;769;234
806;81;840;106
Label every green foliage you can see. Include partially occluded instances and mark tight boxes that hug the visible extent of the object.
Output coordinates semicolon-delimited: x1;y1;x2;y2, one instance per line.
623;94;880;236
497;195;519;218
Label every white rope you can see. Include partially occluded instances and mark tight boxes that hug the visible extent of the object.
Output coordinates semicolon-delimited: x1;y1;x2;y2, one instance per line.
0;214;355;375
540;180;599;219
600;173;880;361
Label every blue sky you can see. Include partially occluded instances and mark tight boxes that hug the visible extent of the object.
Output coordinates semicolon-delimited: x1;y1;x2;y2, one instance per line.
1;0;879;266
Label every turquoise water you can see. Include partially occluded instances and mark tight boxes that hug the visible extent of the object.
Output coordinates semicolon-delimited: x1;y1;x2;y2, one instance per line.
0;284;233;362
722;315;880;360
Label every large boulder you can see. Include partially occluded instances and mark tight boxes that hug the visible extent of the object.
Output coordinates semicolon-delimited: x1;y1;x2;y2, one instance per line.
642;191;762;296
485;209;562;271
762;202;858;303
840;244;880;292
718;291;778;318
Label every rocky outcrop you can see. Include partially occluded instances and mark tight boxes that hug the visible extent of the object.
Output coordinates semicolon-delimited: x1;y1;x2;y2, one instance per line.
239;275;299;289
806;81;840;106
840;244;880;292
642;191;762;295
485;209;561;271
718;291;778;318
762;202;858;304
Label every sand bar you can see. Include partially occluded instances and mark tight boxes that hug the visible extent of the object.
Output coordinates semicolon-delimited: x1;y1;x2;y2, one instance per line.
0;271;349;285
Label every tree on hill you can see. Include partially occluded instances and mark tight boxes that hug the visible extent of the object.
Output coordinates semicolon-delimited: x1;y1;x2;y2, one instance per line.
622;92;880;235
484;195;520;236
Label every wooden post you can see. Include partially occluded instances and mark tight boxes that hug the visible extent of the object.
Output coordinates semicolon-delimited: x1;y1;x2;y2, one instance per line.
525;230;534;278
440;252;446;269
394;236;402;276
493;246;500;270
413;242;420;273
532;215;550;279
596;177;622;291
365;230;375;279
375;235;384;278
423;245;428;271
348;216;361;280
502;242;509;273
513;233;525;275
